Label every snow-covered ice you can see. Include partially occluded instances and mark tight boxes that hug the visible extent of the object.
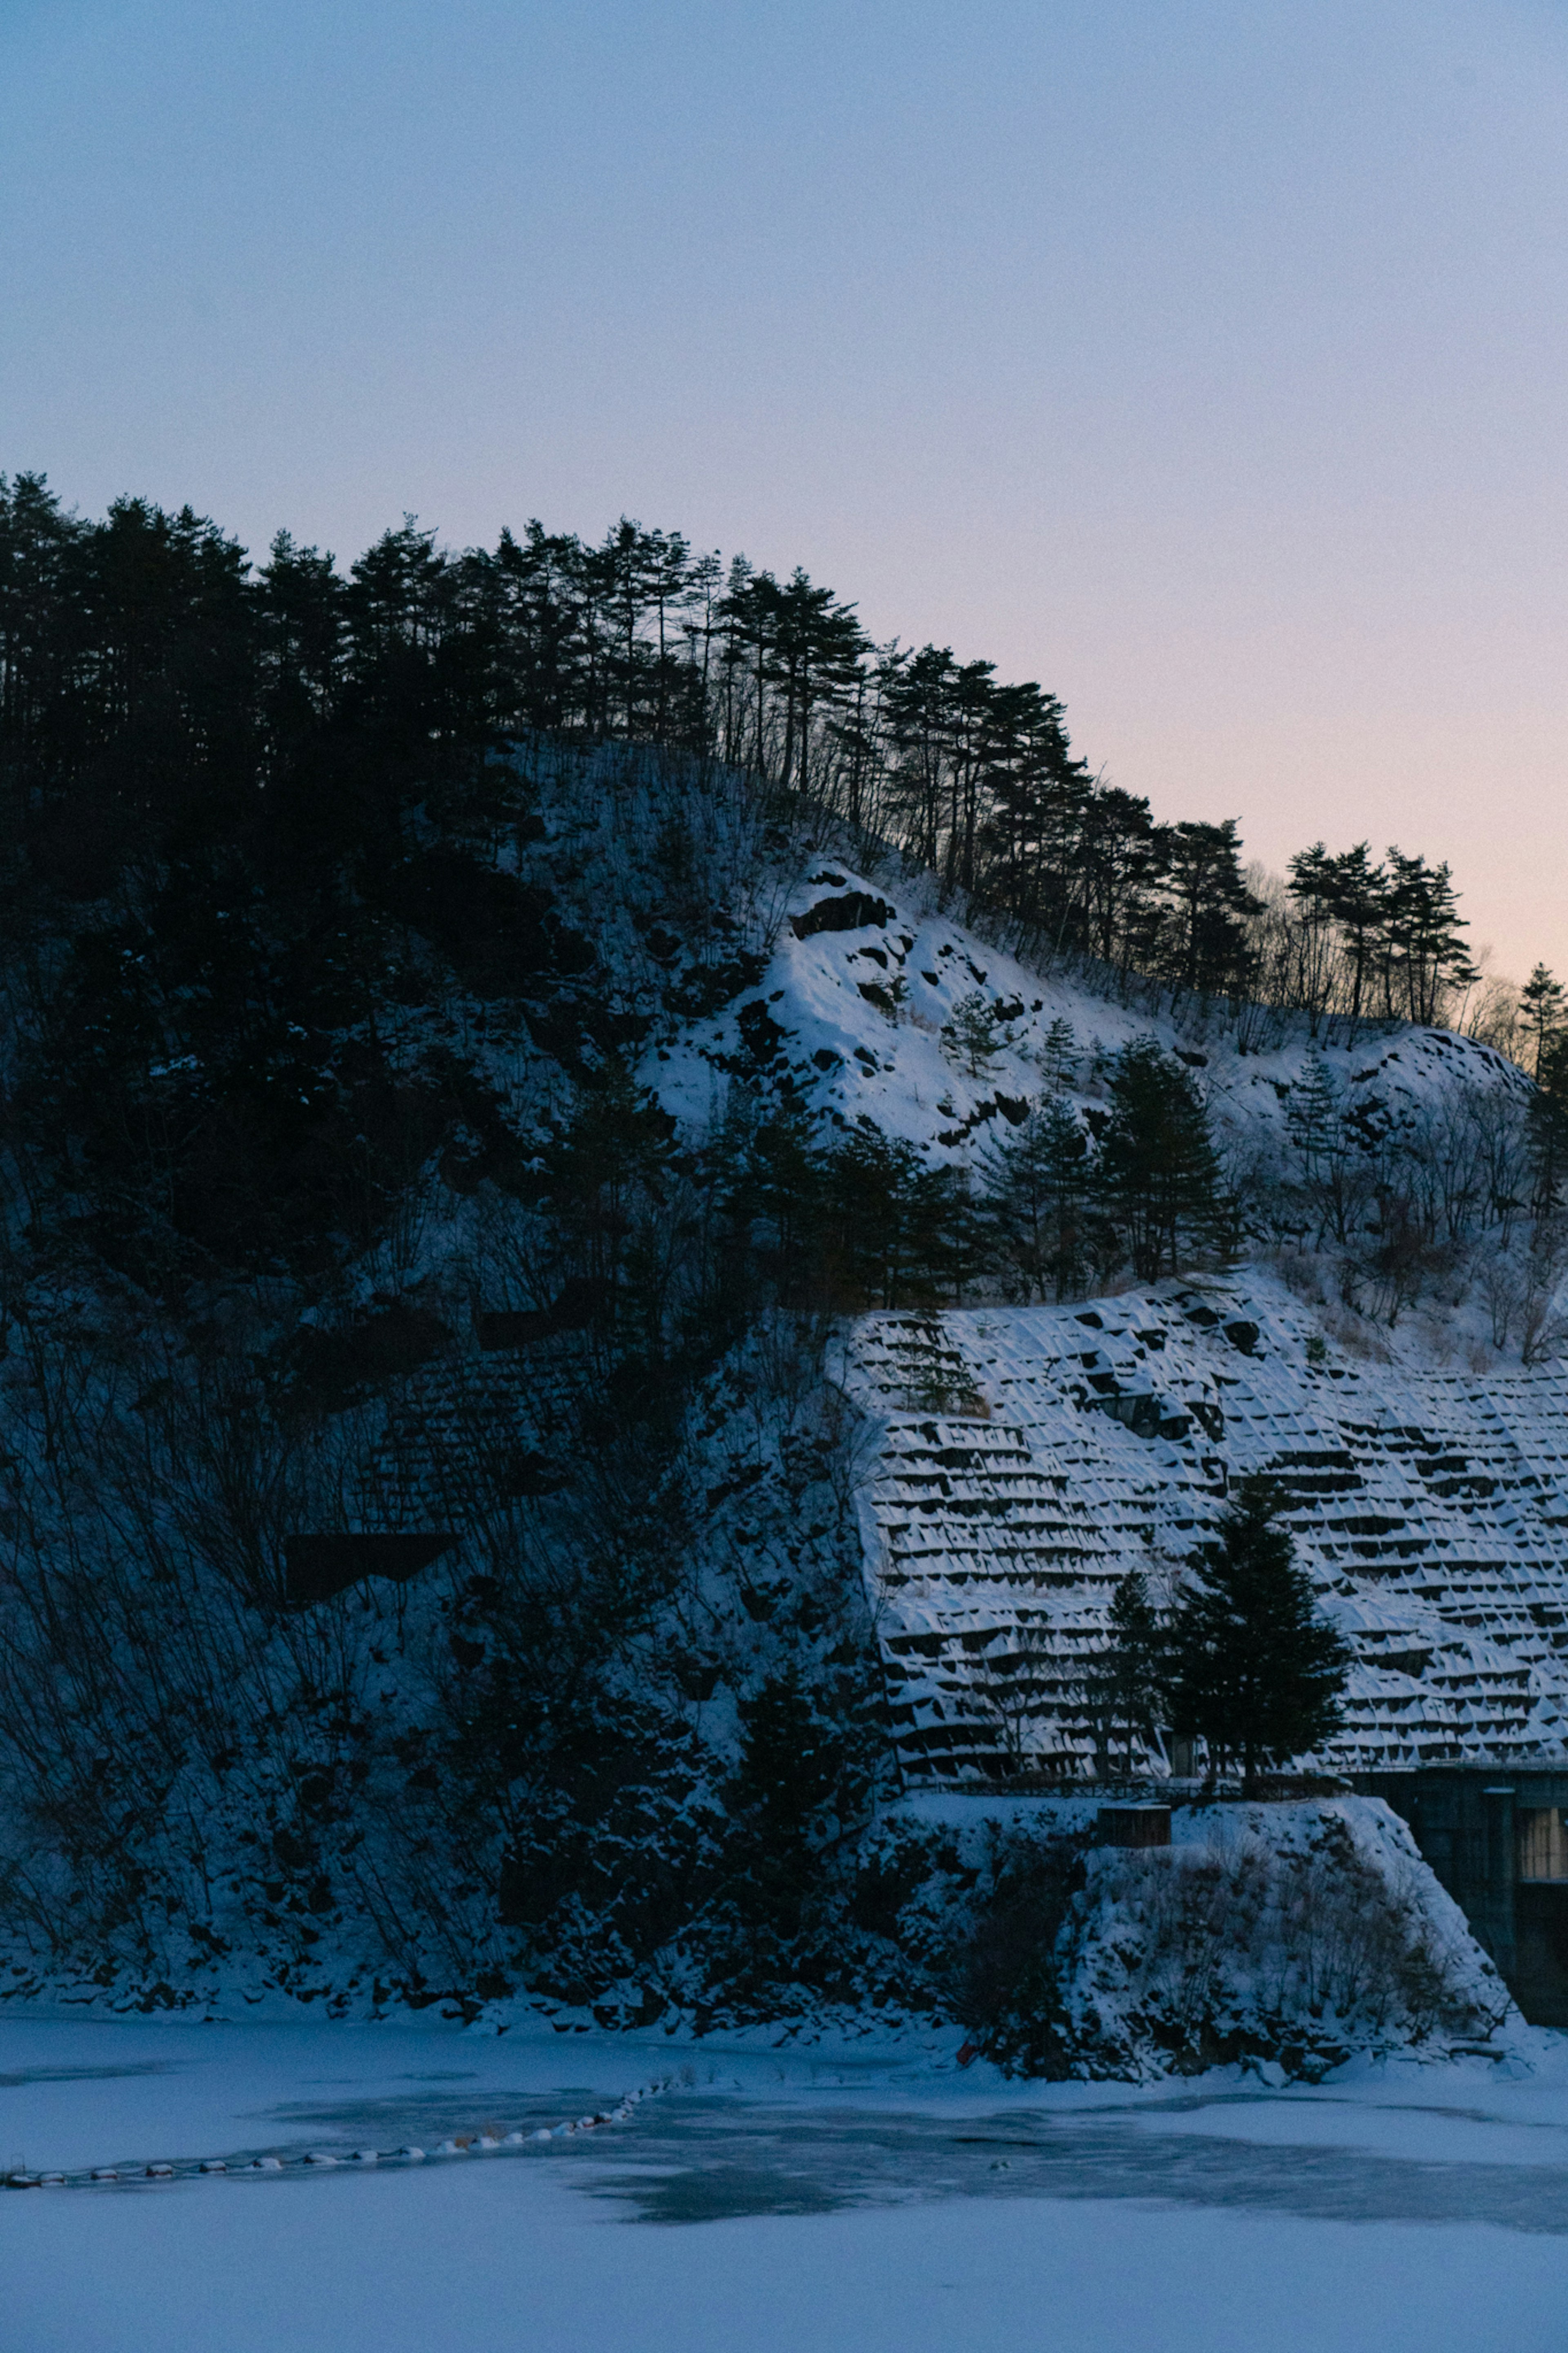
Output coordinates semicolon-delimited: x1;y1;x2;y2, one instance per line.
2;2012;1568;2352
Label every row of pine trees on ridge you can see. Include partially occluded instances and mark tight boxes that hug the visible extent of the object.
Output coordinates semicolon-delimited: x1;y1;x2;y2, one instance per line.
3;471;1549;1033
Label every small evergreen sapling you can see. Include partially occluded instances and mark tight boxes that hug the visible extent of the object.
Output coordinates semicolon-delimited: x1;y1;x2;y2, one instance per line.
886;1317;987;1416
1285;1050;1342;1178
1286;1049;1358;1245
942;990;1008;1078
1040;1016;1078;1091
1164;1476;1350;1796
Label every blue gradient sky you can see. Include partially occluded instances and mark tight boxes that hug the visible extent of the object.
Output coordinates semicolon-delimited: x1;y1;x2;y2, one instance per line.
3;1;1566;979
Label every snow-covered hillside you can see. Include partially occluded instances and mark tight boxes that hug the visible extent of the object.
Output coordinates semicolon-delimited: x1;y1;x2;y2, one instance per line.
653;856;1527;1184
882;1788;1512;2070
645;859;1568;1783
847;1277;1568;1780
1;757;1558;2027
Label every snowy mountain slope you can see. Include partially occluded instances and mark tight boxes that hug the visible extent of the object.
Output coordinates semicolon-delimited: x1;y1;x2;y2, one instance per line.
651;856;1528;1179
846;1274;1568;1781
638;856;1568;1785
0;743;1555;2024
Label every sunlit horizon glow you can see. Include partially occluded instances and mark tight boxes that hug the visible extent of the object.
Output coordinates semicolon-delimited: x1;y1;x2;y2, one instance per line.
3;0;1565;986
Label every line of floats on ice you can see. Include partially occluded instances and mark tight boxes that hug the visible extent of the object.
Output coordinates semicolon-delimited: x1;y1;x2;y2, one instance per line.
2;2074;684;2189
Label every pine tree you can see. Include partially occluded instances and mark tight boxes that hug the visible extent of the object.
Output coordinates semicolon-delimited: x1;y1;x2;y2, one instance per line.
735;1100;825;1306
1164;1476;1350;1795
1320;843;1388;1022
1521;965;1567;1081
1100;1037;1226;1281
882;643;959;872
1529;1034;1568;1216
1087;1570;1164;1780
730;1668;860;1931
942;989;1007;1078
756;567;866;792
538;1064;679;1356
1283;843;1341;1025
1381;849;1477;1025
978;1093;1096;1301
732;1668;850;1846
816;1120;973;1307
1285;1050;1355;1244
1156;818;1260;997
1285;1050;1341;1177
1040;1016;1078;1091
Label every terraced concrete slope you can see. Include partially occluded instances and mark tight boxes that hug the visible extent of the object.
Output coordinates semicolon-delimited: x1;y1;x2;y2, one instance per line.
846;1276;1568;1782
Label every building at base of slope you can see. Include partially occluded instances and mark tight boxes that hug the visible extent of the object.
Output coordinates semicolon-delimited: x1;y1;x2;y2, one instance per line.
1351;1763;1568;2027
845;1278;1568;1784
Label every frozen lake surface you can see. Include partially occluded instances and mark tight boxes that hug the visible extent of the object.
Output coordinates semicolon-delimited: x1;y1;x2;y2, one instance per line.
2;2012;1567;2351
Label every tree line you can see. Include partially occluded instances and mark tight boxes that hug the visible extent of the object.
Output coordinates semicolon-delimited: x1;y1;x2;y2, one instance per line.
523;1033;1227;1368
0;472;1507;1027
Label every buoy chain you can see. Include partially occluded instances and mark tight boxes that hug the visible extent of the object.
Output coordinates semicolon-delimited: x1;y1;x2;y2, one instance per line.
1;2073;685;2189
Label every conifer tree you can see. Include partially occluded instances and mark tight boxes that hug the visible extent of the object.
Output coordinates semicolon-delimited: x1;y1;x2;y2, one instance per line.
942;990;1007;1078
1283;843;1341;1025
1156;818;1259;997
979;1093;1096;1301
1521;965;1567;1081
1285;1050;1341;1177
731;1668;862;1931
1285;1050;1356;1243
538;1064;679;1356
1100;1038;1226;1281
816;1120;974;1307
732;1668;851;1846
1528;1033;1568;1215
1319;843;1388;1022
757;567;866;792
1040;1016;1078;1092
1164;1476;1350;1795
736;1100;826;1305
1380;849;1476;1024
1087;1569;1164;1779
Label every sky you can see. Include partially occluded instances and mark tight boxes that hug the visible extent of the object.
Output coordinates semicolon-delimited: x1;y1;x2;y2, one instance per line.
2;0;1566;981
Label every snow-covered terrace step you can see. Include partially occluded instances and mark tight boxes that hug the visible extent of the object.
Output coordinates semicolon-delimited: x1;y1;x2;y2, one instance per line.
848;1278;1568;1780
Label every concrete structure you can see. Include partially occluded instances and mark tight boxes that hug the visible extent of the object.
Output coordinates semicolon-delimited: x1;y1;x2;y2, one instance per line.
1357;1764;1568;2025
846;1287;1568;1782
